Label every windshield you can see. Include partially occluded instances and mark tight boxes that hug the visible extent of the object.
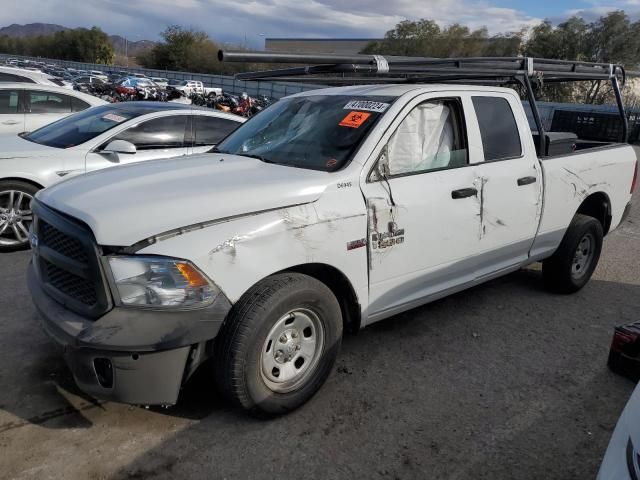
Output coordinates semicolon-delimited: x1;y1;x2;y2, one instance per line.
216;95;396;171
24;105;141;148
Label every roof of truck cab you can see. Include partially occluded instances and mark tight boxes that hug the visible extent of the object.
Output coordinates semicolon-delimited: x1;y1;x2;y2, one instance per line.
290;83;518;98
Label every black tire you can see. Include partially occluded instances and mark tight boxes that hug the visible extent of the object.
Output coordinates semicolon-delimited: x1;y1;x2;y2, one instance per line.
0;180;40;253
214;273;343;416
542;214;603;294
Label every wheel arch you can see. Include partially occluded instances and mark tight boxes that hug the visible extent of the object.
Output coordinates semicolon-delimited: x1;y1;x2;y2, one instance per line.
276;263;362;334
576;191;612;235
0;177;45;191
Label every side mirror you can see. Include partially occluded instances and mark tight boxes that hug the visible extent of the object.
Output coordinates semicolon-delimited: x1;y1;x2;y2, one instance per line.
102;139;137;155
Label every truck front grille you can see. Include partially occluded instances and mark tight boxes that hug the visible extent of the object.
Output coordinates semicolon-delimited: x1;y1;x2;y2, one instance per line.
32;201;112;319
40;221;89;264
42;258;98;306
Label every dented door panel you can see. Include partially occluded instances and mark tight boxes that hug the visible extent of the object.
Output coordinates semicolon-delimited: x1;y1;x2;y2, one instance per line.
363;168;481;320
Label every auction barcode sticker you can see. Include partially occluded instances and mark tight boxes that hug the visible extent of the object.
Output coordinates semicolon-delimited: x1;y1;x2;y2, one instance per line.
102;113;127;123
343;100;390;113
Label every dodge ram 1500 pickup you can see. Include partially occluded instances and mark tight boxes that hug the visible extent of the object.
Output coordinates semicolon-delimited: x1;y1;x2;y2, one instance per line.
27;78;637;415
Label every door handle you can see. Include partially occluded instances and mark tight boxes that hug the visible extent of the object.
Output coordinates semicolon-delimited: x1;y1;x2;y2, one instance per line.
2;120;19;125
517;176;537;186
451;187;478;199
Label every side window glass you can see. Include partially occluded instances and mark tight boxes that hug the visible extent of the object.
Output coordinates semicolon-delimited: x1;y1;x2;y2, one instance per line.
194;116;240;146
71;97;90;112
112;115;186;150
0;90;20;114
28;91;71;114
472;96;522;161
386;99;468;176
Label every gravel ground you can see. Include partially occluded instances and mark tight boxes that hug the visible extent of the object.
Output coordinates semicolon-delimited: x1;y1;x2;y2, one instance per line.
1;204;639;480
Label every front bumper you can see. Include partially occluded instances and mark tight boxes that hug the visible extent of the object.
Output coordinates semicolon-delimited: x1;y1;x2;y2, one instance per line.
28;261;231;405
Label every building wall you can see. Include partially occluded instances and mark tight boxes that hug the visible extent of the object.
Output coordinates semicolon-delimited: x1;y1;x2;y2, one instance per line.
265;38;382;55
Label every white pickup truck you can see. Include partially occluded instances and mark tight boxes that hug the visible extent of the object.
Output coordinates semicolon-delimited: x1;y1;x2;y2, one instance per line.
170;80;222;97
27;83;636;416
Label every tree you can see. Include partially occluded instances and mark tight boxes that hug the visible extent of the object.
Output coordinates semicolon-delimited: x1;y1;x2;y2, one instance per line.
0;26;114;64
362;18;521;58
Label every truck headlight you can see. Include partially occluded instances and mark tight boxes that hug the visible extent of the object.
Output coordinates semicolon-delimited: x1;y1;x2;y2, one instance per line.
108;256;219;308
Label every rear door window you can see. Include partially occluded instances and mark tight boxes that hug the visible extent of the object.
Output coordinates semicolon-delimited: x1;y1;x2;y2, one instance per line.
472;96;522;161
193;115;241;146
28;91;72;114
0;89;21;114
71;97;90;112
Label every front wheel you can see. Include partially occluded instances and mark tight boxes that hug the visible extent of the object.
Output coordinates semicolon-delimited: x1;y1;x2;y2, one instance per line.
0;180;39;252
214;273;343;416
542;214;603;293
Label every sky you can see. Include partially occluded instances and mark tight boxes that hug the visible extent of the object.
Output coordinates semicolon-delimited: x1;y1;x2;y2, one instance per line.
3;0;640;47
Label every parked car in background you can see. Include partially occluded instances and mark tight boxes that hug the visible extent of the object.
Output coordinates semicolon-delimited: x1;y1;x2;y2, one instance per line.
0;102;244;250
598;382;640;479
71;75;106;87
115;77;158;95
89;70;108;81
0;66;72;89
0;83;106;134
151;77;169;88
132;72;148;79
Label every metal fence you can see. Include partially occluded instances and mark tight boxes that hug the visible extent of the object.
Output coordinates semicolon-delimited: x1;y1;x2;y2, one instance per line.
0;53;326;99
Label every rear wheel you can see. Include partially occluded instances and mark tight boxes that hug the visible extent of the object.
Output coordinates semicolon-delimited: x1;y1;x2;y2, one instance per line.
214;273;342;416
0;180;39;252
542;214;603;293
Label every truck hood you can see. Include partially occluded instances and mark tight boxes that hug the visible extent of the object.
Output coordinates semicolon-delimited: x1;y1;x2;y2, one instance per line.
37;153;332;246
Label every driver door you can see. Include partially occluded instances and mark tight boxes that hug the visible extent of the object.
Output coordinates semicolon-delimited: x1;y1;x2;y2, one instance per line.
85;114;189;173
361;95;482;321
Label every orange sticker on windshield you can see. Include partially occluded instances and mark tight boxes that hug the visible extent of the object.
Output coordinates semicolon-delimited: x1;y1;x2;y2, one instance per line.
339;111;371;128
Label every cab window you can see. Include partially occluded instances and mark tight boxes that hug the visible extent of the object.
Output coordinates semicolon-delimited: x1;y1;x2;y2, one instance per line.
472;96;522;161
386;99;468;176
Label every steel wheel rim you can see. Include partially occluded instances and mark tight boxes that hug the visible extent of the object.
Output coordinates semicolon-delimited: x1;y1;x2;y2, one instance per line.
571;232;595;279
0;190;33;247
260;308;325;393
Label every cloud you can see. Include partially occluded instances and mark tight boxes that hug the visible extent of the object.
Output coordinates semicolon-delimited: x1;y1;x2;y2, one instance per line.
562;0;640;22
2;0;541;46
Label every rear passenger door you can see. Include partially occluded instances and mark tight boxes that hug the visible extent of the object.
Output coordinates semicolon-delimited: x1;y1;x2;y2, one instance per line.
24;90;73;131
0;88;24;133
466;94;542;278
187;114;241;154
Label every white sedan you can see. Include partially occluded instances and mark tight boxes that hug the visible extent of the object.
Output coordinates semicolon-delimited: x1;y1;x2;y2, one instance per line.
598;381;640;479
0;83;106;134
0;102;244;251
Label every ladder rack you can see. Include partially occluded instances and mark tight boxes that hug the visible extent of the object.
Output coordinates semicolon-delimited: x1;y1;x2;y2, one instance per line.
217;50;630;148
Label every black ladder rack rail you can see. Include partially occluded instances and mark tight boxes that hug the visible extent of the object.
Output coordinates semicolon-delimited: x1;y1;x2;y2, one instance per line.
218;50;630;150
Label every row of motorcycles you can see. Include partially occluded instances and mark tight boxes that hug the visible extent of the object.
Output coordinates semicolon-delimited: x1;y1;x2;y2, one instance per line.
75;83;271;118
190;92;272;117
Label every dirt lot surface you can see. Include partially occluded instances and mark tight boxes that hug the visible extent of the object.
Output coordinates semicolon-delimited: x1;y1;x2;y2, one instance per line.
1;204;639;480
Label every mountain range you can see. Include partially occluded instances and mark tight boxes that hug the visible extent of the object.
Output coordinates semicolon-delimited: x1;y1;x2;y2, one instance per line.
0;23;155;56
